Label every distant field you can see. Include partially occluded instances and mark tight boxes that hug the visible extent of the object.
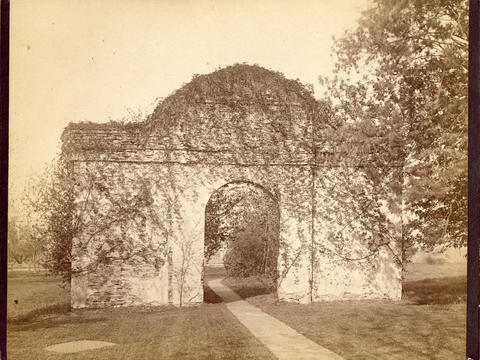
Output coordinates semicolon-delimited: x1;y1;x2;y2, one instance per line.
405;261;466;281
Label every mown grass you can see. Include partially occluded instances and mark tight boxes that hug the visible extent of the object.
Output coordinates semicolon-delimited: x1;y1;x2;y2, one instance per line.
405;261;466;282
223;269;467;360
249;296;464;359
7;271;275;360
8;265;468;360
403;276;466;305
7;272;71;321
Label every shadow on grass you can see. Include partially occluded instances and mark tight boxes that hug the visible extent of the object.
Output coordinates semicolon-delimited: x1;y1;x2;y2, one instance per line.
202;266;276;303
9;315;106;332
204;266;227;280
8;302;72;325
203;266;228;304
222;276;276;300
402;275;466;305
229;284;274;299
7;302;108;332
223;274;466;306
203;285;224;304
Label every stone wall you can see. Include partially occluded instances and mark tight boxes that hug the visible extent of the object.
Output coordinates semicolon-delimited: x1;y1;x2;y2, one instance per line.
311;166;403;301
68;156;317;307
65;65;402;308
68;150;402;307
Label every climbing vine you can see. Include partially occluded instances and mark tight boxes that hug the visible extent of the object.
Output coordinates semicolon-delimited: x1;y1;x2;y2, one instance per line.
29;63;409;305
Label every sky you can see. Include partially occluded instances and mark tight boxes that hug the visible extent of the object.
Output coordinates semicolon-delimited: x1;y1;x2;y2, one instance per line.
9;0;371;209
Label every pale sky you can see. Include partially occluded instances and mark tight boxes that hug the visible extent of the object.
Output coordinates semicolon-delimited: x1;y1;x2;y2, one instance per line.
9;0;370;210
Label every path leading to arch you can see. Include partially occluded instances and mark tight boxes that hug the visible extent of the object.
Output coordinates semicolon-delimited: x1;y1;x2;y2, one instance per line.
207;279;344;360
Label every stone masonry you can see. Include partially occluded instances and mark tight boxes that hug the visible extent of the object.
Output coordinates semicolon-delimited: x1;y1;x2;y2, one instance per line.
63;64;402;308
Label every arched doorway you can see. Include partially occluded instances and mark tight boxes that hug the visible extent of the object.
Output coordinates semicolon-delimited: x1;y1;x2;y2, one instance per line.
203;181;280;302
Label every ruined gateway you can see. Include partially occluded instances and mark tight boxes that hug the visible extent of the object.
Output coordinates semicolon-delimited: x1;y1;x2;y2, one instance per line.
62;64;403;308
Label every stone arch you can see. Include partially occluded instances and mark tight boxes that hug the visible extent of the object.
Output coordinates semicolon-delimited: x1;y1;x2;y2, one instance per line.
203;180;281;283
210;180;280;203
64;64;403;309
160;165;312;306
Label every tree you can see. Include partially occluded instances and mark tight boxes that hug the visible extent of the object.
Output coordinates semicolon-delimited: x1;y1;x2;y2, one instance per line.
21;107;171;283
8;217;43;270
205;183;279;279
8;218;27;266
22;156;77;280
319;0;467;263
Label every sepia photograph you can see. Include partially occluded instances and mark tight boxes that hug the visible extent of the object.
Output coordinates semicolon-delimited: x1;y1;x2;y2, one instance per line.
7;0;469;359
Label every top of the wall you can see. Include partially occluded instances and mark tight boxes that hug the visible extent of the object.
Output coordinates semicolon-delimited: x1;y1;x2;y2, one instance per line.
62;64;328;165
61;64;402;167
149;63;318;118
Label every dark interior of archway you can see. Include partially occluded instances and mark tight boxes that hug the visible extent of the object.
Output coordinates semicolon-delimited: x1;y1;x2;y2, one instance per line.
203;183;279;303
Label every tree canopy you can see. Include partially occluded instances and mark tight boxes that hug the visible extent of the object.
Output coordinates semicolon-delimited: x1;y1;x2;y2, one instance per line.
204;182;279;279
320;0;467;254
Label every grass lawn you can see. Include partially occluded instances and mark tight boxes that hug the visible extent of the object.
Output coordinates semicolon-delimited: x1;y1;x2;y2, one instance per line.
223;267;467;360
7;264;468;360
405;261;466;282
7;272;70;321
7;270;275;360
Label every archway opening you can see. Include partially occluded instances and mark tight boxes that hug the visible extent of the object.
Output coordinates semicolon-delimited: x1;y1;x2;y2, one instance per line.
203;182;280;303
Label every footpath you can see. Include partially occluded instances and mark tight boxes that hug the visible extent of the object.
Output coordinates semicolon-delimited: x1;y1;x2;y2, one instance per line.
208;279;344;360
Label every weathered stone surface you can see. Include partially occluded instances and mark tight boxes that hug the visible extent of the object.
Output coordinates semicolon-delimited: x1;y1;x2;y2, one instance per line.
64;64;402;308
